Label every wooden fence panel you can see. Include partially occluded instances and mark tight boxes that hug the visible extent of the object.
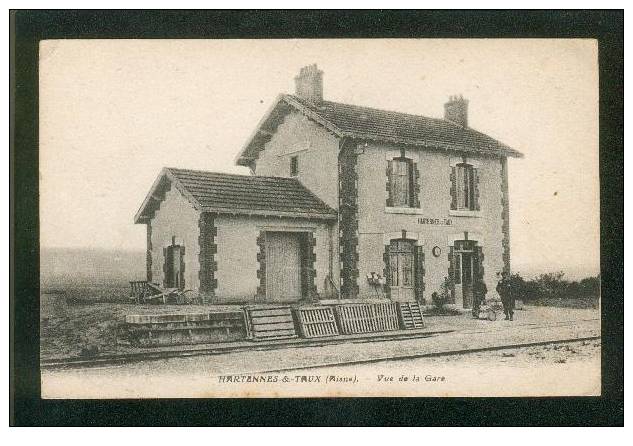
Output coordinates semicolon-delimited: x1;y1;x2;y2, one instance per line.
334;302;400;334
295;306;339;338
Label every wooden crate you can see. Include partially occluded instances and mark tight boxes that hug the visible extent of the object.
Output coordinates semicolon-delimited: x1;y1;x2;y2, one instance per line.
334;302;400;334
244;306;298;340
398;302;425;329
295;306;339;338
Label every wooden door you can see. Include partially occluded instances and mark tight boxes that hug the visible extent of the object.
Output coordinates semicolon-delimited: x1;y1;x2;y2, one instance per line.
165;245;183;289
266;232;302;302
460;252;474;308
389;239;416;302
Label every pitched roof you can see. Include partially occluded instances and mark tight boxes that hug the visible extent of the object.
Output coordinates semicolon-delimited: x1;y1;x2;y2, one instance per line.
134;167;338;224
236;94;523;166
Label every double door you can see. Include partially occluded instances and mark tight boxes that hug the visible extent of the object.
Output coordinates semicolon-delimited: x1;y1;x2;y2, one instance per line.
389;239;416;302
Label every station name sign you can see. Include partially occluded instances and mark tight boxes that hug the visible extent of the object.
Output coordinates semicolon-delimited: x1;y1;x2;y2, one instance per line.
417;217;453;226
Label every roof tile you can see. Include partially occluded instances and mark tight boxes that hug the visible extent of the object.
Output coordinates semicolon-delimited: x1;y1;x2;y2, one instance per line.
287;94;522;157
167;168;337;219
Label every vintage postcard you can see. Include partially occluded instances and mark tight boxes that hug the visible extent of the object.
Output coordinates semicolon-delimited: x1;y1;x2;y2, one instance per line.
38;38;601;398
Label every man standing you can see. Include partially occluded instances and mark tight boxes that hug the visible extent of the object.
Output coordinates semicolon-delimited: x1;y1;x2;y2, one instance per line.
496;271;515;321
472;278;488;318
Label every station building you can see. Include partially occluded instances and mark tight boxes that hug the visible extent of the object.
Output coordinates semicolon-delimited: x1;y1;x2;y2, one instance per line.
134;64;523;307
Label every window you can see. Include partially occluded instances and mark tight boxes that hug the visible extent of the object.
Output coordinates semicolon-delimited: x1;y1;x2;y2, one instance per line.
290;156;298;176
387;157;418;208
453;163;477;211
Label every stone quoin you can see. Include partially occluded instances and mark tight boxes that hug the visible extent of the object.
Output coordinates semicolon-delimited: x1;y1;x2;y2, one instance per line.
134;64;523;307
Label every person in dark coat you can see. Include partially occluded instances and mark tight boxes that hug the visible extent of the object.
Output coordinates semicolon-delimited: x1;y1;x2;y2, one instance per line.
472;279;488;318
496;271;515;321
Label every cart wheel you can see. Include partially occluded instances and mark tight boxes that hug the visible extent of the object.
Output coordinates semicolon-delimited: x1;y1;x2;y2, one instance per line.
488;309;497;321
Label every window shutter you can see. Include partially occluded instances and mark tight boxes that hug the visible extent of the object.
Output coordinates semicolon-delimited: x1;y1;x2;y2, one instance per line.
180;246;186;290
473;167;480;211
382;245;391;299
450;167;457;210
456;165;465;210
454;253;461;285
412;162;420;208
385;160;393;207
162;247;170;288
447;247;455;303
475;245;484;282
414;246;425;303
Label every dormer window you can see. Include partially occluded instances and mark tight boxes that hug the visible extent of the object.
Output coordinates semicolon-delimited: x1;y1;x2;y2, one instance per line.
386;154;420;209
290;156;298;177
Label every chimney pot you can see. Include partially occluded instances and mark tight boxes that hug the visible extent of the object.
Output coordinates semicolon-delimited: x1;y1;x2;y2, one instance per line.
444;95;469;127
294;64;323;104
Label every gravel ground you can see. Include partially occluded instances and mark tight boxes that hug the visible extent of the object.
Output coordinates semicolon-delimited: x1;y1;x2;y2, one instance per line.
41;289;600;360
368;338;600;366
42;306;600;398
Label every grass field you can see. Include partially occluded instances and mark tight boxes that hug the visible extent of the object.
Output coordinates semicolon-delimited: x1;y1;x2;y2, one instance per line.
40;287;239;360
527;296;600;309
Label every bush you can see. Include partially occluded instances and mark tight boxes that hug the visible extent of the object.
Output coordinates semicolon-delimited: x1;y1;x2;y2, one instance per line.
507;272;600;302
426;277;460;316
431;277;452;308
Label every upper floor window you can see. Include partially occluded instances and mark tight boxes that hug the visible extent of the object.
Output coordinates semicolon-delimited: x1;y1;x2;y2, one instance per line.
451;162;480;211
290;156;298;177
386;156;420;208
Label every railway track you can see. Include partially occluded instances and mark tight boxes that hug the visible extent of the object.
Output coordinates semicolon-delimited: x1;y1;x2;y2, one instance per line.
257;335;601;374
40;317;599;371
40;329;450;370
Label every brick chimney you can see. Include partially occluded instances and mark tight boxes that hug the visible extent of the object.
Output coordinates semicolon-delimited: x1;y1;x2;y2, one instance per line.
444;95;469;127
294;64;323;104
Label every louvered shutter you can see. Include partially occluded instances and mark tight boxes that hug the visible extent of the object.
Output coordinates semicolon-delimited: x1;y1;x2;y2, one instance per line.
414;246;425;303
162;247;171;288
447;247;456;303
386;160;393;207
382;245;391;298
475;245;484;283
450;167;457;210
179;245;186;290
456;165;465;210
412;162;420;208
473;167;480;211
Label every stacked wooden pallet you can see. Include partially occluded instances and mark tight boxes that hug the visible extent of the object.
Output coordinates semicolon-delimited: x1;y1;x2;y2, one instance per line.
243;306;298;340
119;299;429;348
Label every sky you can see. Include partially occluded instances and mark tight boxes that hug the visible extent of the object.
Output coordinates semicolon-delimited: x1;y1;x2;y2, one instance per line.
39;39;599;278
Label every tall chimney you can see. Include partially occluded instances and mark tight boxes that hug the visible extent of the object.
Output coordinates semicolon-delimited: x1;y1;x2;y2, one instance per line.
444;95;469;127
294;64;323;104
